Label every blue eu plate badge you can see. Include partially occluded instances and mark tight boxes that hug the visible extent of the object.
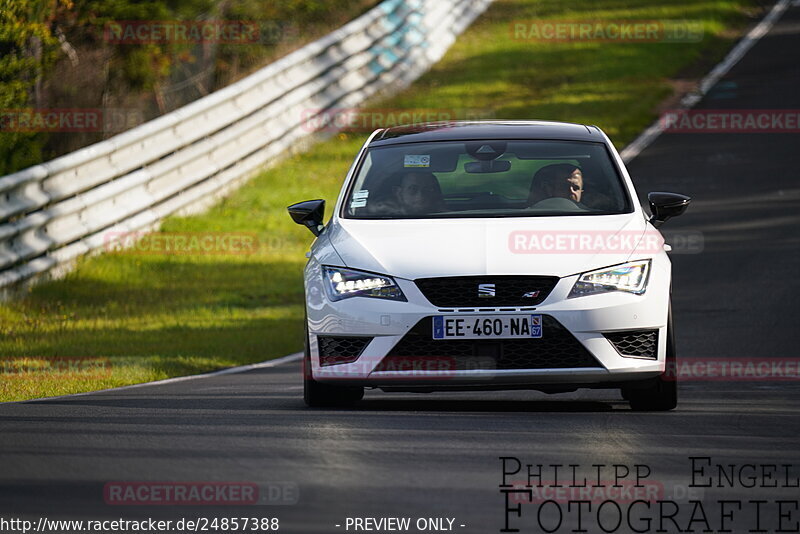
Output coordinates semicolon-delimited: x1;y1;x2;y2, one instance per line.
433;316;445;338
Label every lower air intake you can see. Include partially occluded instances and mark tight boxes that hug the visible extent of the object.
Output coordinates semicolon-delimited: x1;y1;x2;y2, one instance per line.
317;336;372;366
604;330;658;359
377;315;601;371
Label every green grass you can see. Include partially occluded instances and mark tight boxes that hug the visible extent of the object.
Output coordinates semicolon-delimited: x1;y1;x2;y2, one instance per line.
0;0;761;402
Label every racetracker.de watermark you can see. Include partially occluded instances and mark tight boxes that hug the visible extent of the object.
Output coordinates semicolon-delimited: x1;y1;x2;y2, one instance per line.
510;20;703;42
661;109;800;133
0;357;112;379
103;481;298;505
104;20;271;44
103;232;259;256
299;108;493;133
508;230;704;255
311;356;496;381
504;480;671;505
664;357;800;381
0;108;143;133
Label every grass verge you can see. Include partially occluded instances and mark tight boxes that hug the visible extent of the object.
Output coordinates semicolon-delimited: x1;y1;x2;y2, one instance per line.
0;0;763;402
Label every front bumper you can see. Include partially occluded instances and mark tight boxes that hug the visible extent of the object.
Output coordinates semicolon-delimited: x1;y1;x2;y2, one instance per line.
305;260;670;389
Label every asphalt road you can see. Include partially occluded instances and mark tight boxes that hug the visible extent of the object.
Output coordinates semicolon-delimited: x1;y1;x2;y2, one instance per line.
1;5;799;534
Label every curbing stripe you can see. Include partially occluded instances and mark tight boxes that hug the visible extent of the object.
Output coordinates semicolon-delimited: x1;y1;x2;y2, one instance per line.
9;352;303;404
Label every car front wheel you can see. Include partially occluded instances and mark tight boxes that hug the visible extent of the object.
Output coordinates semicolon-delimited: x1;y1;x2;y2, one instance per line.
622;304;678;411
303;326;364;407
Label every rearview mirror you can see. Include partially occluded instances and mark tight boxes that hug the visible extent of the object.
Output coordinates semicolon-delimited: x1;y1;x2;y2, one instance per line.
647;192;691;227
287;199;325;236
464;160;511;173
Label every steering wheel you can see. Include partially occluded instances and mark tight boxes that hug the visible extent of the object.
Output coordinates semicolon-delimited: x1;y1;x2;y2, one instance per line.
529;197;588;211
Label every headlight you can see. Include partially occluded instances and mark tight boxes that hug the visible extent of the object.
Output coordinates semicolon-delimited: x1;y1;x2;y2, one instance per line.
568;260;651;298
322;266;407;302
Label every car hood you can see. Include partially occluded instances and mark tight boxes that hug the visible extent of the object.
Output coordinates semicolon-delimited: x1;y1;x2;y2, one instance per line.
325;214;655;279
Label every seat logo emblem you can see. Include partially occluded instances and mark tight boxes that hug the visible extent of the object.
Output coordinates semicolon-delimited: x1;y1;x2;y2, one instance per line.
478;283;496;298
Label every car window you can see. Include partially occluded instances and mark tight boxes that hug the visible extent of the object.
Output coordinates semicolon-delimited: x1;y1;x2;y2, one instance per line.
342;140;631;219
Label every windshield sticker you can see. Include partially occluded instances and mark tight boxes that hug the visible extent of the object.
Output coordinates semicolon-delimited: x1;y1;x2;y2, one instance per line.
350;198;367;208
404;155;431;168
352;189;369;200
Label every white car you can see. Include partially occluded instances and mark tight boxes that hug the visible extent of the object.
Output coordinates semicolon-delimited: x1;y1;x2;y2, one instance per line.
288;121;690;410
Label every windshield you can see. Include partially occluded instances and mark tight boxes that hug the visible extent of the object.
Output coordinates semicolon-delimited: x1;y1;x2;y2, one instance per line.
342;140;632;219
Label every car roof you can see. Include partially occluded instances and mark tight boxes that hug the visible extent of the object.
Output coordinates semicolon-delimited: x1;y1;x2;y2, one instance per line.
369;120;605;146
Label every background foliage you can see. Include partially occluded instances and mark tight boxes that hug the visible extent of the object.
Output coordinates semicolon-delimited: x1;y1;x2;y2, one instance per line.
0;0;378;174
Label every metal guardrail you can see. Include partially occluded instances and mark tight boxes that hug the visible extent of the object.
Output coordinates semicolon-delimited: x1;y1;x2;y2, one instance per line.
0;0;492;291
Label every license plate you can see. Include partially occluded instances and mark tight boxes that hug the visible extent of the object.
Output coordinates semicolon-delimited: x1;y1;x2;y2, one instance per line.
432;315;543;340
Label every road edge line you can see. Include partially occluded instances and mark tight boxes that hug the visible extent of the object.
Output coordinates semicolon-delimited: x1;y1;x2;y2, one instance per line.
619;0;791;163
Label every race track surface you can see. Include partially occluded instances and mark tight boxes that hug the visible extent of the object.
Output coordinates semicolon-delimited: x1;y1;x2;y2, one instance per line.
1;5;799;533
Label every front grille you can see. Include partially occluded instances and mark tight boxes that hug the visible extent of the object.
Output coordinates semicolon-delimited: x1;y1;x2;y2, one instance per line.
415;276;558;307
376;315;600;371
604;330;658;359
317;336;372;366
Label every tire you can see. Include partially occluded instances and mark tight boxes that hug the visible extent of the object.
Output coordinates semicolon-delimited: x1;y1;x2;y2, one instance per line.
623;304;678;411
303;325;364;407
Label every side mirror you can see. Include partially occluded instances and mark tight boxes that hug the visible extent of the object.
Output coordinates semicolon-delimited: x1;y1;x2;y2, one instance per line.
287;199;325;236
647;192;691;227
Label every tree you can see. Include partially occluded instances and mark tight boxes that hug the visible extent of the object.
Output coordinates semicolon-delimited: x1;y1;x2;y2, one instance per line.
0;0;62;175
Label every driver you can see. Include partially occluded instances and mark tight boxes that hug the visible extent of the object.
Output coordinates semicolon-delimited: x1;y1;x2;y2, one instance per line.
528;164;584;205
369;171;445;215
